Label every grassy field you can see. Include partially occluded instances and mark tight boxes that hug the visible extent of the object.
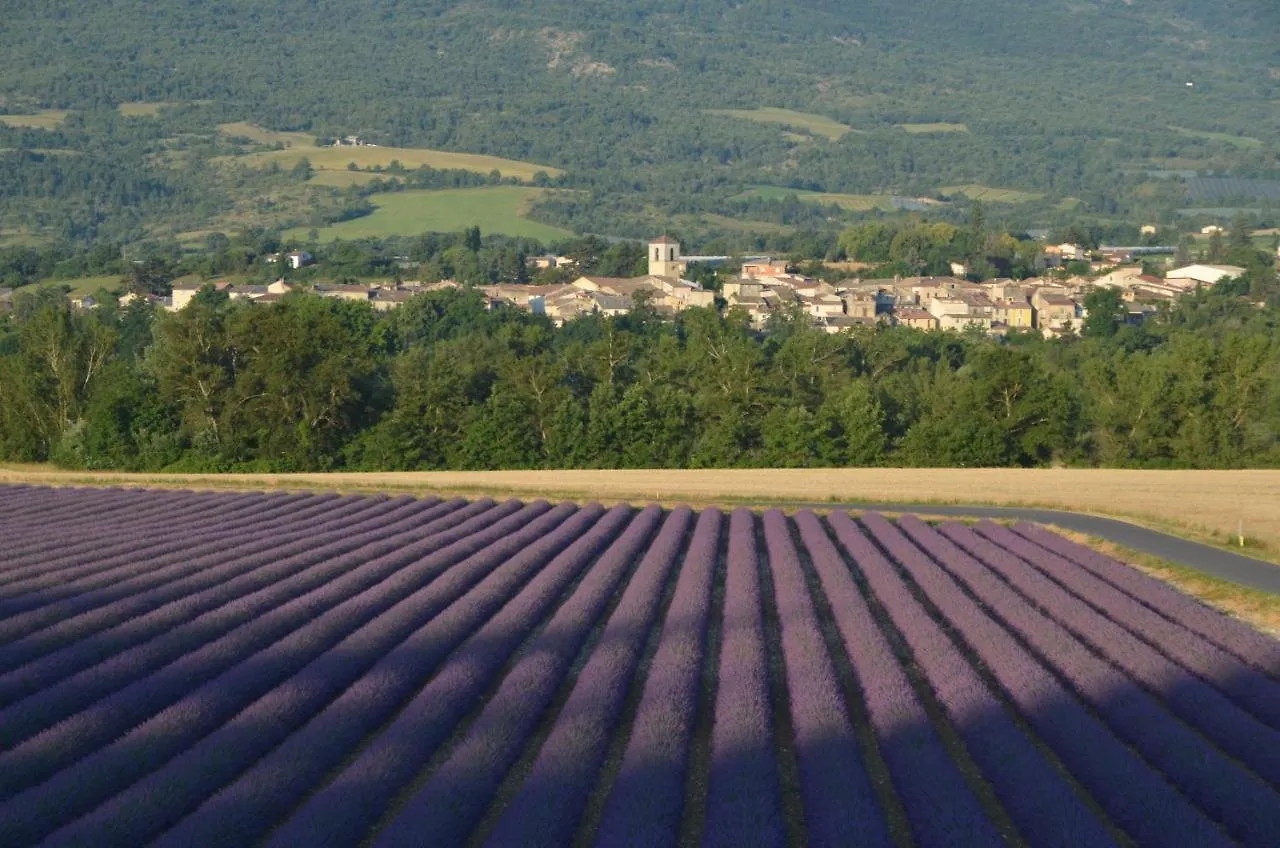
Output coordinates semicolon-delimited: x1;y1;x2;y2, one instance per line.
1169;125;1264;150
900;122;970;134
8;276;123;298
4;467;1279;556
0;229;48;247
1188;231;1277;250
216;121;316;147
940;184;1043;204
307;170;397;188
284;187;573;241
42;275;124;296
215;122;562;181
0;109;70;129
695;213;794;235
735;186;900;211
707;107;854;141
0;147;81;157
118;101;179;117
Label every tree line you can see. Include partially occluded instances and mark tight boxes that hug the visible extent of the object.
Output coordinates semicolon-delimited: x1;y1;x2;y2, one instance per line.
1;285;1277;472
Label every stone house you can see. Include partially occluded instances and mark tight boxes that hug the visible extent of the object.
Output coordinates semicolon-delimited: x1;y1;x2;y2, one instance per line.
893;307;937;330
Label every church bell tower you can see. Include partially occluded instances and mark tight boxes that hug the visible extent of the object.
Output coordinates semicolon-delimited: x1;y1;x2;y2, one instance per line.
648;235;684;278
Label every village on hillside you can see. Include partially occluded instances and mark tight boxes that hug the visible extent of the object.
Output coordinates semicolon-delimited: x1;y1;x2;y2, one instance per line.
470;238;1253;337
15;233;1268;339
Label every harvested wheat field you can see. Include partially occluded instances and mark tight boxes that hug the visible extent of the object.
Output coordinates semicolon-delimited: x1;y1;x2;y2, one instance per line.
3;468;1279;552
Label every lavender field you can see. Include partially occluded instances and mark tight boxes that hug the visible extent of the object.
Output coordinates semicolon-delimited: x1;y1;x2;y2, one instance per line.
0;485;1278;847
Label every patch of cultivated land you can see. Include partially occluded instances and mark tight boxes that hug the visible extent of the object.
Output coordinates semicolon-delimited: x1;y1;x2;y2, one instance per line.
694;213;794;234
215;122;562;181
306;169;395;188
0;109;70;129
899;122;969;133
940;184;1044;203
0;229;48;247
1;485;1276;847
117;101;179;117
284;187;573;241
0;148;80;157
3;467;1278;553
736;186;899;211
26;275;123;296
1169;125;1264;149
707;107;854;140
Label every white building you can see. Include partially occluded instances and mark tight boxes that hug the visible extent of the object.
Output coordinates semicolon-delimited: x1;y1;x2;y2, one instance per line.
1165;264;1247;290
1054;243;1087;262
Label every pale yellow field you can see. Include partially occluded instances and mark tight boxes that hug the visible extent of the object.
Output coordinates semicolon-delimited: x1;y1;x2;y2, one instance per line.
215;122;562;181
900;122;970;134
3;467;1279;554
0;110;70;129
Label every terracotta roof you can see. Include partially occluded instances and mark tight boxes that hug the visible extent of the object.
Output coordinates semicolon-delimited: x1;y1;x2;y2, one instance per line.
578;276;635;286
372;290;414;302
316;284;373;294
649;235;679;245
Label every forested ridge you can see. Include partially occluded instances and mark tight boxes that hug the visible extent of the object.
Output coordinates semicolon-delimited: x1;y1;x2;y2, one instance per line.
0;1;1277;245
1;284;1277;472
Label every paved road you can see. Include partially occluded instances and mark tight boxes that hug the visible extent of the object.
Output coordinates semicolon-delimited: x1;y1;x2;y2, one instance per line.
760;501;1280;594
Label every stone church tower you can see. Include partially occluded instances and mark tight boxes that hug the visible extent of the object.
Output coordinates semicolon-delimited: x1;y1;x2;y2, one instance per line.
648;235;686;278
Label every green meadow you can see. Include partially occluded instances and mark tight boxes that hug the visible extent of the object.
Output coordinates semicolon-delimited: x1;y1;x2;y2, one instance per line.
285;187;574;241
900;122;970;134
939;184;1043;203
736;186;921;211
217;123;562;182
0;110;70;129
1169;126;1263;150
707;108;854;141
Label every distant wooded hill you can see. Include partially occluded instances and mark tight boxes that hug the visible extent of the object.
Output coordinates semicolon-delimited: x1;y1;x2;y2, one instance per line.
0;1;1277;245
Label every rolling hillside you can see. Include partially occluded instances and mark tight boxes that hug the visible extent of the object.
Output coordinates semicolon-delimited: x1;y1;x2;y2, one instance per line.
0;1;1276;242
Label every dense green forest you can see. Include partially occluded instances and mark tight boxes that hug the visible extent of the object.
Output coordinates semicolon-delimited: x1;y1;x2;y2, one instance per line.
2;284;1277;471
0;1;1277;247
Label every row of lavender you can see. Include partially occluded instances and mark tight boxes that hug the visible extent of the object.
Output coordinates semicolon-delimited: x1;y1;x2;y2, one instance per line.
0;485;1277;847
